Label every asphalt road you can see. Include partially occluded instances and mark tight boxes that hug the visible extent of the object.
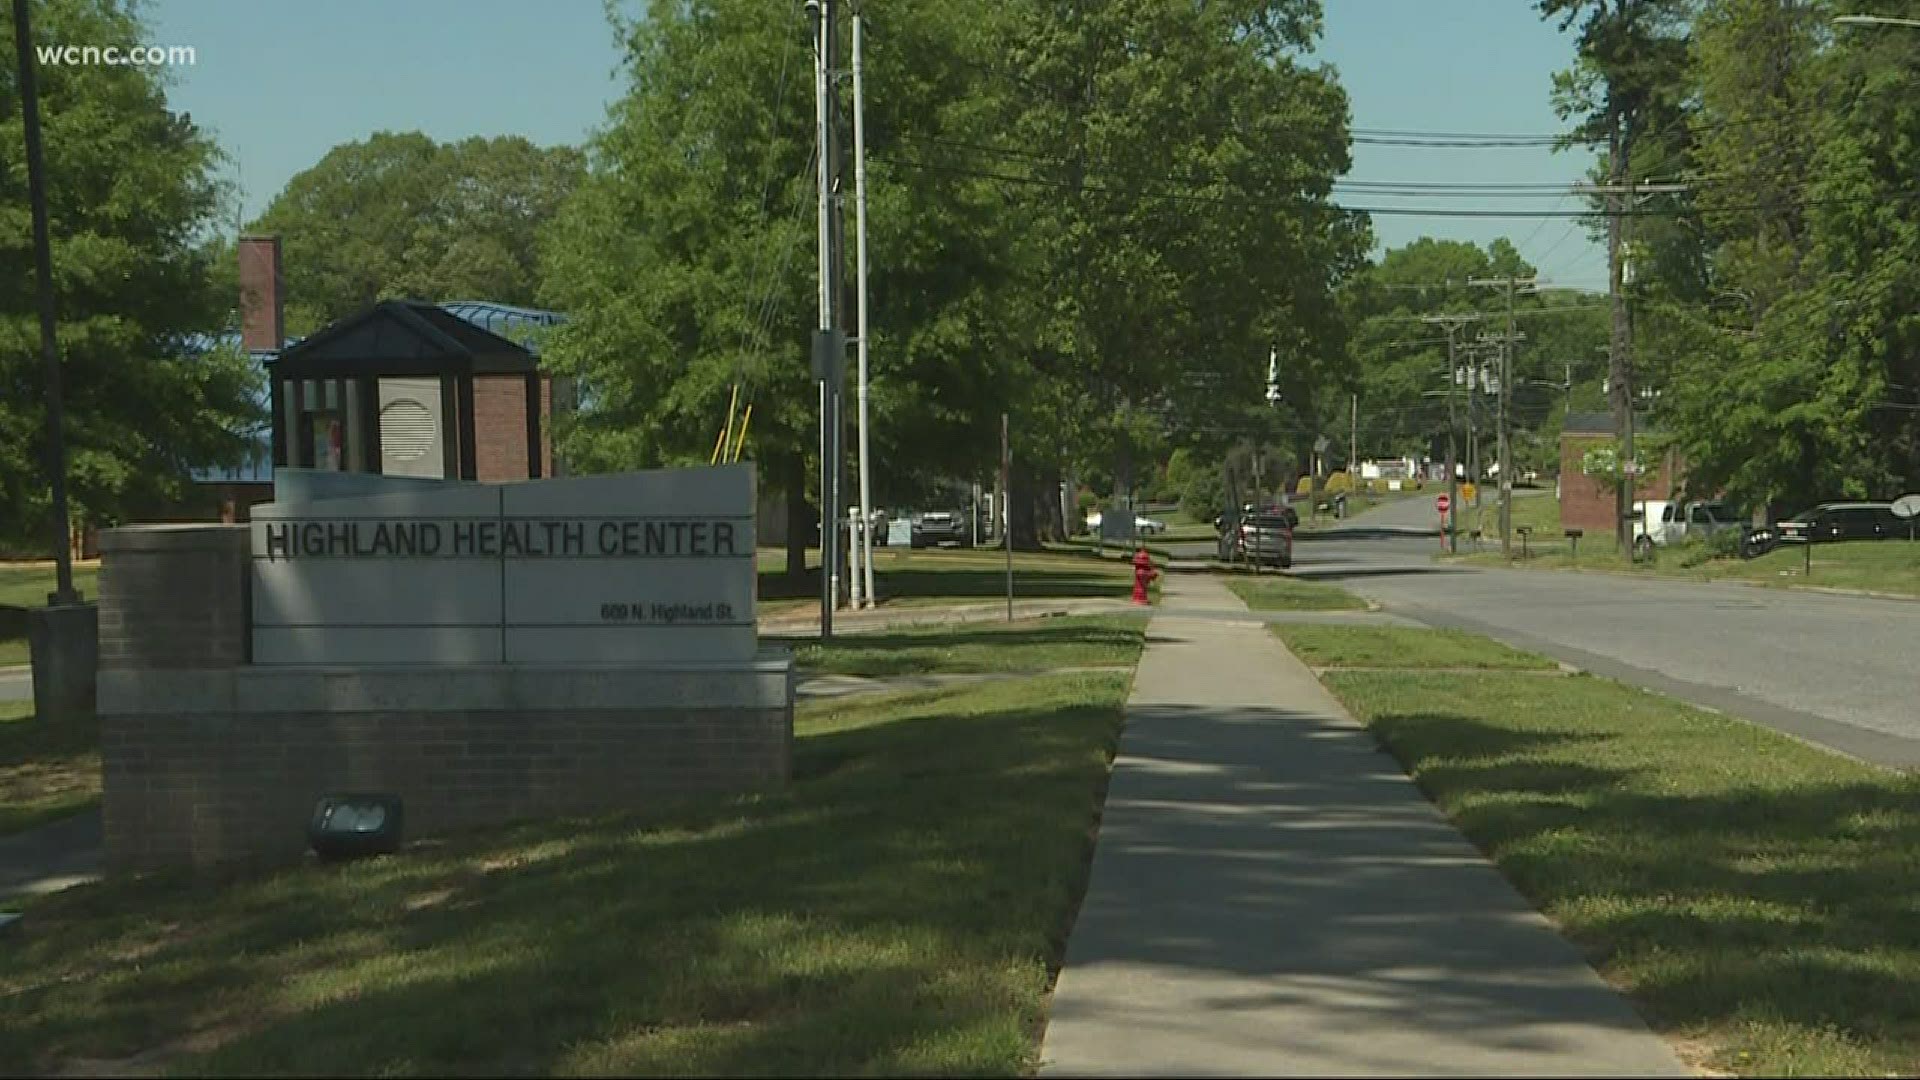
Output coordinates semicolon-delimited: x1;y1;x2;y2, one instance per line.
1179;490;1920;769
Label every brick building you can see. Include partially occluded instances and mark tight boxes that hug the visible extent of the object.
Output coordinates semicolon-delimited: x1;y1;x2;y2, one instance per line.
1557;411;1681;534
233;235;568;495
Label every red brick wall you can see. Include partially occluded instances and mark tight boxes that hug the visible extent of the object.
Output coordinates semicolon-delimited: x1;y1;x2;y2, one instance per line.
471;375;552;482
102;705;790;871
1558;433;1681;534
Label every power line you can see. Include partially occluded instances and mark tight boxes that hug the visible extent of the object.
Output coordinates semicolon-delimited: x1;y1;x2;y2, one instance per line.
880;153;1920;219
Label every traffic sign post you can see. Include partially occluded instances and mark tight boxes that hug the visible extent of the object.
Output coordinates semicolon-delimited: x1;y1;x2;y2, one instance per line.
1461;481;1477;504
1436;493;1451;551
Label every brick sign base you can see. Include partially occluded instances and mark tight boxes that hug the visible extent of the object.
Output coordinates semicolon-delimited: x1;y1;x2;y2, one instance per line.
96;481;794;873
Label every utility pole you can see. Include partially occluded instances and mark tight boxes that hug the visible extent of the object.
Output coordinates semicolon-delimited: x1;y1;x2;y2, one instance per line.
1469;275;1535;558
1606;107;1635;555
1462;340;1487;514
12;0;78;606
1002;413;1012;622
807;0;845;636
1349;392;1357;474
1421;314;1478;552
852;5;874;609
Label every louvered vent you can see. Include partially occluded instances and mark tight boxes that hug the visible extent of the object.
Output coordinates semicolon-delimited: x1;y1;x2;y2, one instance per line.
380;398;435;461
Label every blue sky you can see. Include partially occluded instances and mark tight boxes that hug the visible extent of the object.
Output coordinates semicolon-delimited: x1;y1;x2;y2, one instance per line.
145;0;1605;289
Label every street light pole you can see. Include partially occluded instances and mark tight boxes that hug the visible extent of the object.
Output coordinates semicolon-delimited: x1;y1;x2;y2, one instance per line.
12;0;80;606
807;0;843;637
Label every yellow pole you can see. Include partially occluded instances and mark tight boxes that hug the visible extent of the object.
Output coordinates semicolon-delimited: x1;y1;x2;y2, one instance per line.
712;384;740;465
731;403;754;462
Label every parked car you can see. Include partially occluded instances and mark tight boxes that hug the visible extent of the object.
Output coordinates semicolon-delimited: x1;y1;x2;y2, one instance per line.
1774;502;1900;544
1630;499;1743;558
1084;511;1166;536
1218;505;1295;568
909;510;968;548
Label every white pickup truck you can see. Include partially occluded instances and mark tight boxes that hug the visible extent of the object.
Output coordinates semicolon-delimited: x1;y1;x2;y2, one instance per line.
1630;499;1743;558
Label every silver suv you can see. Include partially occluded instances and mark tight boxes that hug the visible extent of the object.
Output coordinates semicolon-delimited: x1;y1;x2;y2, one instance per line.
1218;505;1296;568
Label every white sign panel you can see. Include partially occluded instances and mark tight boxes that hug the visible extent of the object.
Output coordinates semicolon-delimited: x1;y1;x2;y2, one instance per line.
251;465;757;665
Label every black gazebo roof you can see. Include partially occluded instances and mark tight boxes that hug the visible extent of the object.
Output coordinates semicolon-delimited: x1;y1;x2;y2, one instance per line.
271;300;540;379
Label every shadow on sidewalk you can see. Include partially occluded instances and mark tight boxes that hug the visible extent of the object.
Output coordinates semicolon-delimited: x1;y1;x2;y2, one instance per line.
1047;698;1678;1073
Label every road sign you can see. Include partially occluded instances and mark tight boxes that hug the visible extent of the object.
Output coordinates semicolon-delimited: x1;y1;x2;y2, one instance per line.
1892;493;1920;520
1435;494;1451;515
1461;482;1478;503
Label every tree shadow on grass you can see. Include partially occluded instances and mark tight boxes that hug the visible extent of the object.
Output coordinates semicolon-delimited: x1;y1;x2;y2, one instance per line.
1;678;1127;1078
766;619;1145;678
1362;707;1920;1071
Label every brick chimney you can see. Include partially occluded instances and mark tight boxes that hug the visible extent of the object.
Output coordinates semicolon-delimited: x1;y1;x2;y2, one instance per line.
237;235;284;353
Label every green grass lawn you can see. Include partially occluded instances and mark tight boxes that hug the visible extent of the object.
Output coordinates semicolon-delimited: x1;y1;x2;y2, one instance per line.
779;614;1144;677
0;672;1129;1076
1299;624;1920;1077
0;701;99;837
1455;532;1920;599
0;563;103;667
1702;539;1920;596
1221;576;1366;612
1272;624;1553;670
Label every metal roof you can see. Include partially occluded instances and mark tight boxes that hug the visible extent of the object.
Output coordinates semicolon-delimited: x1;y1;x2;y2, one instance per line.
272;301;540;378
437;300;566;356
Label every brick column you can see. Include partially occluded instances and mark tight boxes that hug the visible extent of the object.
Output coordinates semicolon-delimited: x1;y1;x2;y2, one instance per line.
97;525;250;669
96;525;252;870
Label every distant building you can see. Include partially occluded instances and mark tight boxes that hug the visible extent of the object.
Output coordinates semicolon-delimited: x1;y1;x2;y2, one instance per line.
1357;457;1418;481
1557;411;1680;534
187;237;571;522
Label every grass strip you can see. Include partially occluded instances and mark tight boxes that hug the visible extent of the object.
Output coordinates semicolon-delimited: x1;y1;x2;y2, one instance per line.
1303;625;1920;1077
1272;624;1554;670
1221;576;1366;612
1;673;1128;1077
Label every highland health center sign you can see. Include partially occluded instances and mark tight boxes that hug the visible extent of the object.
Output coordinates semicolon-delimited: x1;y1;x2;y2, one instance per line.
249;465;757;665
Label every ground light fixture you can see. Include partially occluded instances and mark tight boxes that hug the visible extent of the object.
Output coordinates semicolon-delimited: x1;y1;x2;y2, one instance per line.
308;794;404;860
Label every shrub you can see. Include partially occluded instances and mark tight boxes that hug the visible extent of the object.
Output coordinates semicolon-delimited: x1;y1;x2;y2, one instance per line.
1326;471;1352;494
1295;475;1314;496
1680;528;1743;566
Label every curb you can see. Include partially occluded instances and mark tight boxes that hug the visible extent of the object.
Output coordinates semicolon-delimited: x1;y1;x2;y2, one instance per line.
1781;583;1920;603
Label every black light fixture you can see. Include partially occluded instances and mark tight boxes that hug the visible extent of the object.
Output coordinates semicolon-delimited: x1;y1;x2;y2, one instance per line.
308;794;404;860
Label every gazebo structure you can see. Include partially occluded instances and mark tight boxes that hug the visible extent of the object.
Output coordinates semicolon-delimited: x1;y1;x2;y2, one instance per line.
268;300;555;482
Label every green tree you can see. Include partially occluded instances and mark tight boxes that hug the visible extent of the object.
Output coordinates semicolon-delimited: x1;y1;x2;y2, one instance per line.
1541;0;1694;543
251;132;584;336
539;0;1026;572
987;0;1366;544
0;0;259;544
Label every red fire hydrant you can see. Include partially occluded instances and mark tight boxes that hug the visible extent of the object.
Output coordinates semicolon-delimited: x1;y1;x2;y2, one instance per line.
1131;547;1158;605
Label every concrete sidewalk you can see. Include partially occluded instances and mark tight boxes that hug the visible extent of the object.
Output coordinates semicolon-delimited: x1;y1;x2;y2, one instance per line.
1039;573;1687;1076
